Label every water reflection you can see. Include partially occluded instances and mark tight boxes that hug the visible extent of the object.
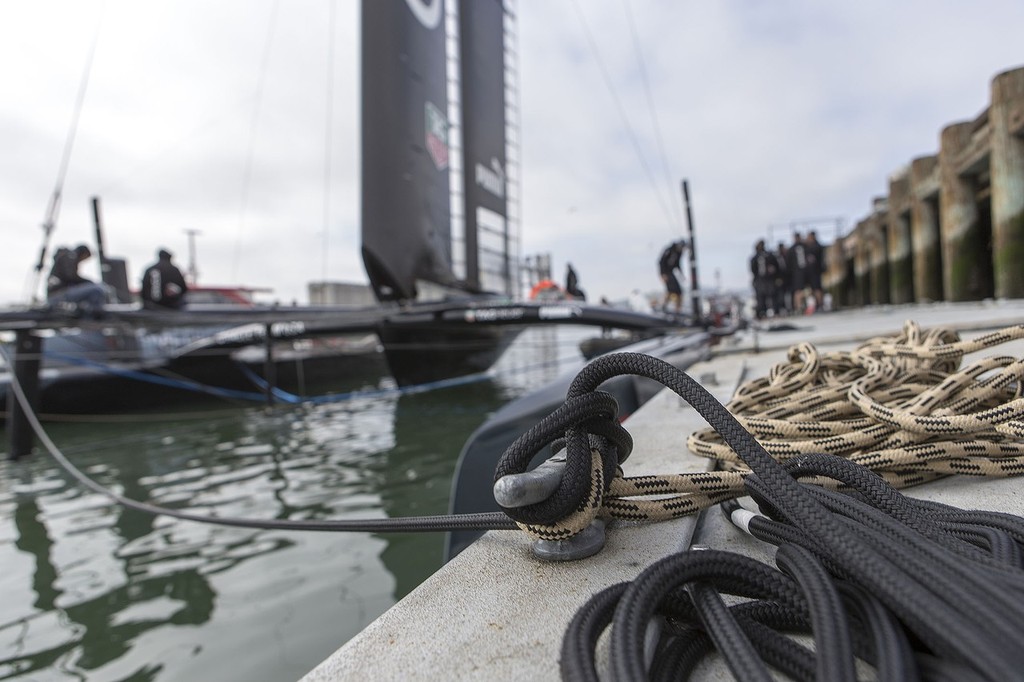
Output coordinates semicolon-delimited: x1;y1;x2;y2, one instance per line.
376;381;510;598
1;399;397;680
14;498;58;613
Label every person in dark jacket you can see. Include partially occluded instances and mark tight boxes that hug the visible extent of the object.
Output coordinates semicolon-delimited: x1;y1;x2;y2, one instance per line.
787;232;809;314
565;263;586;300
46;244;107;311
805;230;825;312
774;242;791;316
141;249;189;310
750;239;777;320
658;240;687;313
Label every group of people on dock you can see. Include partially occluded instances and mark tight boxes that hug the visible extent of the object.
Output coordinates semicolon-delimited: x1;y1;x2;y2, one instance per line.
46;245;189;313
750;231;825;320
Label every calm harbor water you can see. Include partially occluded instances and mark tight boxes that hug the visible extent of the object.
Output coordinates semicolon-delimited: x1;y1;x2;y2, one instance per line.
0;327;591;681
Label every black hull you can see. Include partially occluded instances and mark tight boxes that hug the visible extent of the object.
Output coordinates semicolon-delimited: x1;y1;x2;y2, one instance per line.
376;323;523;387
1;347;388;415
0;299;699;413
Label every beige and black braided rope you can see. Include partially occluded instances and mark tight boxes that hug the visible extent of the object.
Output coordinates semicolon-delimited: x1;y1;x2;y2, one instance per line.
521;321;1024;540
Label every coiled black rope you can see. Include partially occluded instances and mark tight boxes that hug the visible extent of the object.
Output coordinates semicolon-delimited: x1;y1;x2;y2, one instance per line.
526;352;1024;681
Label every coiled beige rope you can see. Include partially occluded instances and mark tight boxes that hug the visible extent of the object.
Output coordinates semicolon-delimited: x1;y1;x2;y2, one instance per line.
573;321;1024;532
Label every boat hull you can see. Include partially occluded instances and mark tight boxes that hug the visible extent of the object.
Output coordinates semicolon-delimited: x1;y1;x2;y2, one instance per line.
376;322;524;387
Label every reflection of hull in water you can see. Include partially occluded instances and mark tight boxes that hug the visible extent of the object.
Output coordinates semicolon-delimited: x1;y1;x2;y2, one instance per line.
375;381;512;600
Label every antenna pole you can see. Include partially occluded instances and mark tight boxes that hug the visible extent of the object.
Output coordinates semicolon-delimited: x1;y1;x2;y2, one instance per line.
184;229;201;285
680;179;701;321
91;196;107;282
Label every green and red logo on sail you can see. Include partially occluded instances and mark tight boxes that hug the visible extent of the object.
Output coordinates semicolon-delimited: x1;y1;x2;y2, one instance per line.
425;101;449;170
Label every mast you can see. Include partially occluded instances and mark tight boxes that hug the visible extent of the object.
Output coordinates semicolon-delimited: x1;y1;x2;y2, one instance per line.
90;195;131;302
91;196;107;277
457;0;510;295
361;0;457;302
681;179;701;320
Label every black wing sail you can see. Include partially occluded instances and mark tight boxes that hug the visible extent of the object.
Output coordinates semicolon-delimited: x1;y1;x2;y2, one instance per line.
361;0;459;302
458;0;510;296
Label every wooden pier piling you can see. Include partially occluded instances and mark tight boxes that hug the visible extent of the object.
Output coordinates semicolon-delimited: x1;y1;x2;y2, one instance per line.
909;155;942;302
8;330;42;460
991;67;1024;300
263;323;276;406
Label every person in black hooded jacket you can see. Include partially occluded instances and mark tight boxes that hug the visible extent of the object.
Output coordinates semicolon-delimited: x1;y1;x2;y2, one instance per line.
749;239;777;320
658;240;687;313
141;248;189;310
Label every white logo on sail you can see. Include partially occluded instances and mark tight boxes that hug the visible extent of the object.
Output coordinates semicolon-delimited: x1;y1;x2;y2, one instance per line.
404;0;443;29
475;158;505;198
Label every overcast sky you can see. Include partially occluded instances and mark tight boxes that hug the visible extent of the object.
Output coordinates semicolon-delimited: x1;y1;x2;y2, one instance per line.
1;1;1022;307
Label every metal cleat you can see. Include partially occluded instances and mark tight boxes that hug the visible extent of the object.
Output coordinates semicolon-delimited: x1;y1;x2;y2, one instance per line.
493;450;606;561
493;451;566;507
531;519;606;562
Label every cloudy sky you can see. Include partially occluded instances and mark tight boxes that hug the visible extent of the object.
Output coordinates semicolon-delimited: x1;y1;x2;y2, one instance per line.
1;0;1022;307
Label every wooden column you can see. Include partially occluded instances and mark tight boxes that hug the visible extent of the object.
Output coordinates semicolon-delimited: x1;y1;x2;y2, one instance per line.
939;122;988;301
990;67;1024;299
887;175;914;304
8;330;42;460
909;156;943;302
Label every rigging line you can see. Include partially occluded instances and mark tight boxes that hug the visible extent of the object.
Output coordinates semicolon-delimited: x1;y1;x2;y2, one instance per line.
620;0;683;234
568;0;675;231
44;351;273;402
27;7;105;303
231;0;281;283
322;0;336;283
